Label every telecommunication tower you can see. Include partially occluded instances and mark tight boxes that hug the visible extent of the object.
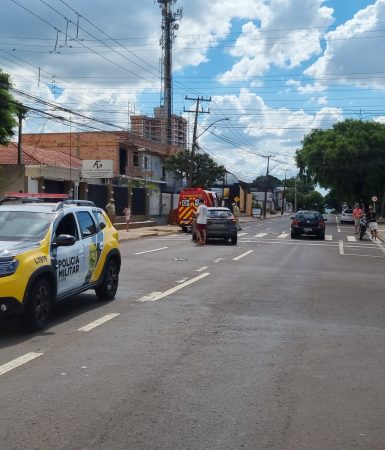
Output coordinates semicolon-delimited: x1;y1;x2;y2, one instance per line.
157;0;182;145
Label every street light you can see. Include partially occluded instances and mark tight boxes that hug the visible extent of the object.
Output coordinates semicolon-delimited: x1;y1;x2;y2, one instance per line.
189;117;229;186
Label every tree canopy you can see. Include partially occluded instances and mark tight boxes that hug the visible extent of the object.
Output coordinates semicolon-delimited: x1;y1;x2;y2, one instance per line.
0;70;19;145
296;119;385;204
162;149;226;188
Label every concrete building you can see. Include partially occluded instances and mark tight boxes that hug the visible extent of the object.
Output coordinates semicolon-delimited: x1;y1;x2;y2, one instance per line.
130;107;187;148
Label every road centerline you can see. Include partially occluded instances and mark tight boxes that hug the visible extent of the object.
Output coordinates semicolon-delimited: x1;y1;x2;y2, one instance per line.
78;313;120;332
134;247;169;255
0;352;44;376
233;250;254;261
137;272;211;302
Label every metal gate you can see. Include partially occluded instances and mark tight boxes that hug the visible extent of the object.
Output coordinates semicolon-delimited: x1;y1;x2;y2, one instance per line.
132;187;146;215
87;184;108;210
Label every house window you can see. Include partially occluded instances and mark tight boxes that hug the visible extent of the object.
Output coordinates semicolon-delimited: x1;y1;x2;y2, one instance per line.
133;151;139;167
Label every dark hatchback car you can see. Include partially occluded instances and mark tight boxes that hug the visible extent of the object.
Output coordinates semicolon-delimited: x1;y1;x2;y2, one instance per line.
290;210;327;239
192;207;238;245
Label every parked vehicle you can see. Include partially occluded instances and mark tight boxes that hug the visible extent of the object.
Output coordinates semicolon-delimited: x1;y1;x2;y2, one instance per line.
192;207;238;245
359;216;368;240
178;187;219;232
0;193;120;331
340;209;354;224
291;210;327;239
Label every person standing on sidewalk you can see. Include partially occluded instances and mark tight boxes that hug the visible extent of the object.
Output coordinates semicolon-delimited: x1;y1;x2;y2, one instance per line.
352;203;362;234
106;198;116;224
195;198;208;245
367;206;378;241
123;205;131;232
232;202;241;230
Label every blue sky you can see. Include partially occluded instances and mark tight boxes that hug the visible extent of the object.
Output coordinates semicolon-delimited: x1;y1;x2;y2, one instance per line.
1;0;385;182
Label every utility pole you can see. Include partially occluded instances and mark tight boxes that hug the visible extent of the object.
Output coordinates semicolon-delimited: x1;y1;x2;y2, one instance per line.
17;111;23;165
281;169;287;215
262;155;272;219
157;0;182;145
184;96;211;186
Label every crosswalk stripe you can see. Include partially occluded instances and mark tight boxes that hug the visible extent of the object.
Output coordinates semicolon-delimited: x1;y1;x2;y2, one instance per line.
238;232;248;236
255;232;268;238
278;233;289;238
325;235;332;240
347;236;356;242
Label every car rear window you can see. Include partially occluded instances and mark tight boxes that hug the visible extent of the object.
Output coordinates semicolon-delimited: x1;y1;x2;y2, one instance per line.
344;209;353;214
207;209;232;219
297;212;320;220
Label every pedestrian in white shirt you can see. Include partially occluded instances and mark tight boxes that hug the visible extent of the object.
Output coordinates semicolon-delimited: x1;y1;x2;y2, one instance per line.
195;198;208;245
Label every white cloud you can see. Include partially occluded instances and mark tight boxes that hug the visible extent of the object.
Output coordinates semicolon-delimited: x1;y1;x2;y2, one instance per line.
218;0;334;82
305;0;385;88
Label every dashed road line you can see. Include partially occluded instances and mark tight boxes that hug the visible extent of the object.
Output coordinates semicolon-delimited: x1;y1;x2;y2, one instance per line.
136;273;211;302
339;240;344;255
233;250;254;261
78;313;120;332
195;266;209;272
238;232;248;237
134;247;169;255
255;233;268;238
0;352;44;376
213;258;224;263
278;233;289;239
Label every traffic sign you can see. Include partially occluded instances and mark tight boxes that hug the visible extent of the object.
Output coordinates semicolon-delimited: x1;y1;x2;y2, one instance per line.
372;196;378;202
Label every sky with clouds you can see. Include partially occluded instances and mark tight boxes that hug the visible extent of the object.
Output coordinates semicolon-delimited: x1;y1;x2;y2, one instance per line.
1;0;384;182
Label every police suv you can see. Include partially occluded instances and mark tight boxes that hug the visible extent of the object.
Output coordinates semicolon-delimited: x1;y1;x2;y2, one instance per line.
0;195;121;331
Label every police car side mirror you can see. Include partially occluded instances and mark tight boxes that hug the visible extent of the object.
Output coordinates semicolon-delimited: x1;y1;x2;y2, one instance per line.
99;222;106;230
53;234;77;247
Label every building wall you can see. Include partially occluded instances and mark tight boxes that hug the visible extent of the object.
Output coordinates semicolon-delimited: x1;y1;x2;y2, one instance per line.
0;165;26;196
23;132;120;174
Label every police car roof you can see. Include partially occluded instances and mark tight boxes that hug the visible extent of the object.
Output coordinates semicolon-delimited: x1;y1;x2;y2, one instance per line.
0;200;98;213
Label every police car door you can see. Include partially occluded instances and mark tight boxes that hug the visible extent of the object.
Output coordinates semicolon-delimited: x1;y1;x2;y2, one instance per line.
53;212;85;296
75;211;99;286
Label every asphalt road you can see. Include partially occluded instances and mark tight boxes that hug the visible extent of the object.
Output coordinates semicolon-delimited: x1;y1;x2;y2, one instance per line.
1;215;385;450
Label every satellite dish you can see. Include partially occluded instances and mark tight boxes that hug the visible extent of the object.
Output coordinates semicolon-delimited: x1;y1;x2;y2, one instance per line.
173;23;179;30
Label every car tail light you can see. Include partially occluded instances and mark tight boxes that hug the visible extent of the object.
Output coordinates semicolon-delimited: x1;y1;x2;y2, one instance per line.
318;221;325;227
292;219;299;225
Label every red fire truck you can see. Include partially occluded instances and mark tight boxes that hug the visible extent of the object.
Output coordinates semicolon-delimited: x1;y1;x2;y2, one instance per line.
178;187;219;232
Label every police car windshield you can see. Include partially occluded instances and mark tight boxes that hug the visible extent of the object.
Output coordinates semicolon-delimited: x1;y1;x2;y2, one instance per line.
0;211;52;242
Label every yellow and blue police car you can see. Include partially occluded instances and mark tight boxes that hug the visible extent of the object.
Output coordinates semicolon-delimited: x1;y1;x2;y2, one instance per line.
0;195;120;331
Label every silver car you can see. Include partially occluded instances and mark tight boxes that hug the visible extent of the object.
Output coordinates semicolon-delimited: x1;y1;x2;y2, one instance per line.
340;209;354;224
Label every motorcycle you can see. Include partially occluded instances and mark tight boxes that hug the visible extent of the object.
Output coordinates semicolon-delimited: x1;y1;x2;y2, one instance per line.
359;216;368;240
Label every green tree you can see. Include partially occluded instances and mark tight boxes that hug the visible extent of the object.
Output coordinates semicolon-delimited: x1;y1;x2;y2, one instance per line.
0;70;19;145
163;149;226;188
296;119;385;204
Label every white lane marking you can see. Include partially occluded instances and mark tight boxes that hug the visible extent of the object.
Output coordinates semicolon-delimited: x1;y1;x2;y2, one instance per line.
214;258;224;263
347;236;356;242
265;227;271;231
375;240;385;254
134;247;168;255
0;352;43;376
78;313;120;332
233;250;254;261
238;232;248;236
195;266;208;272
243;227;251;230
255;233;268;238
267;222;272;224
325;235;333;240
137;292;163;301
175;279;188;284
344;253;385;260
137;273;211;302
278;233;289;239
339;240;344;255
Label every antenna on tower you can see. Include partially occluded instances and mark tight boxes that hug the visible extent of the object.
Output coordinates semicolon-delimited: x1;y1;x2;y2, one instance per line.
157;0;182;145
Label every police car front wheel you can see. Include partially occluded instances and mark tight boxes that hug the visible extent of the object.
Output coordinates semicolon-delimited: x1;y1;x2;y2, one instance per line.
95;259;119;301
21;277;52;331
